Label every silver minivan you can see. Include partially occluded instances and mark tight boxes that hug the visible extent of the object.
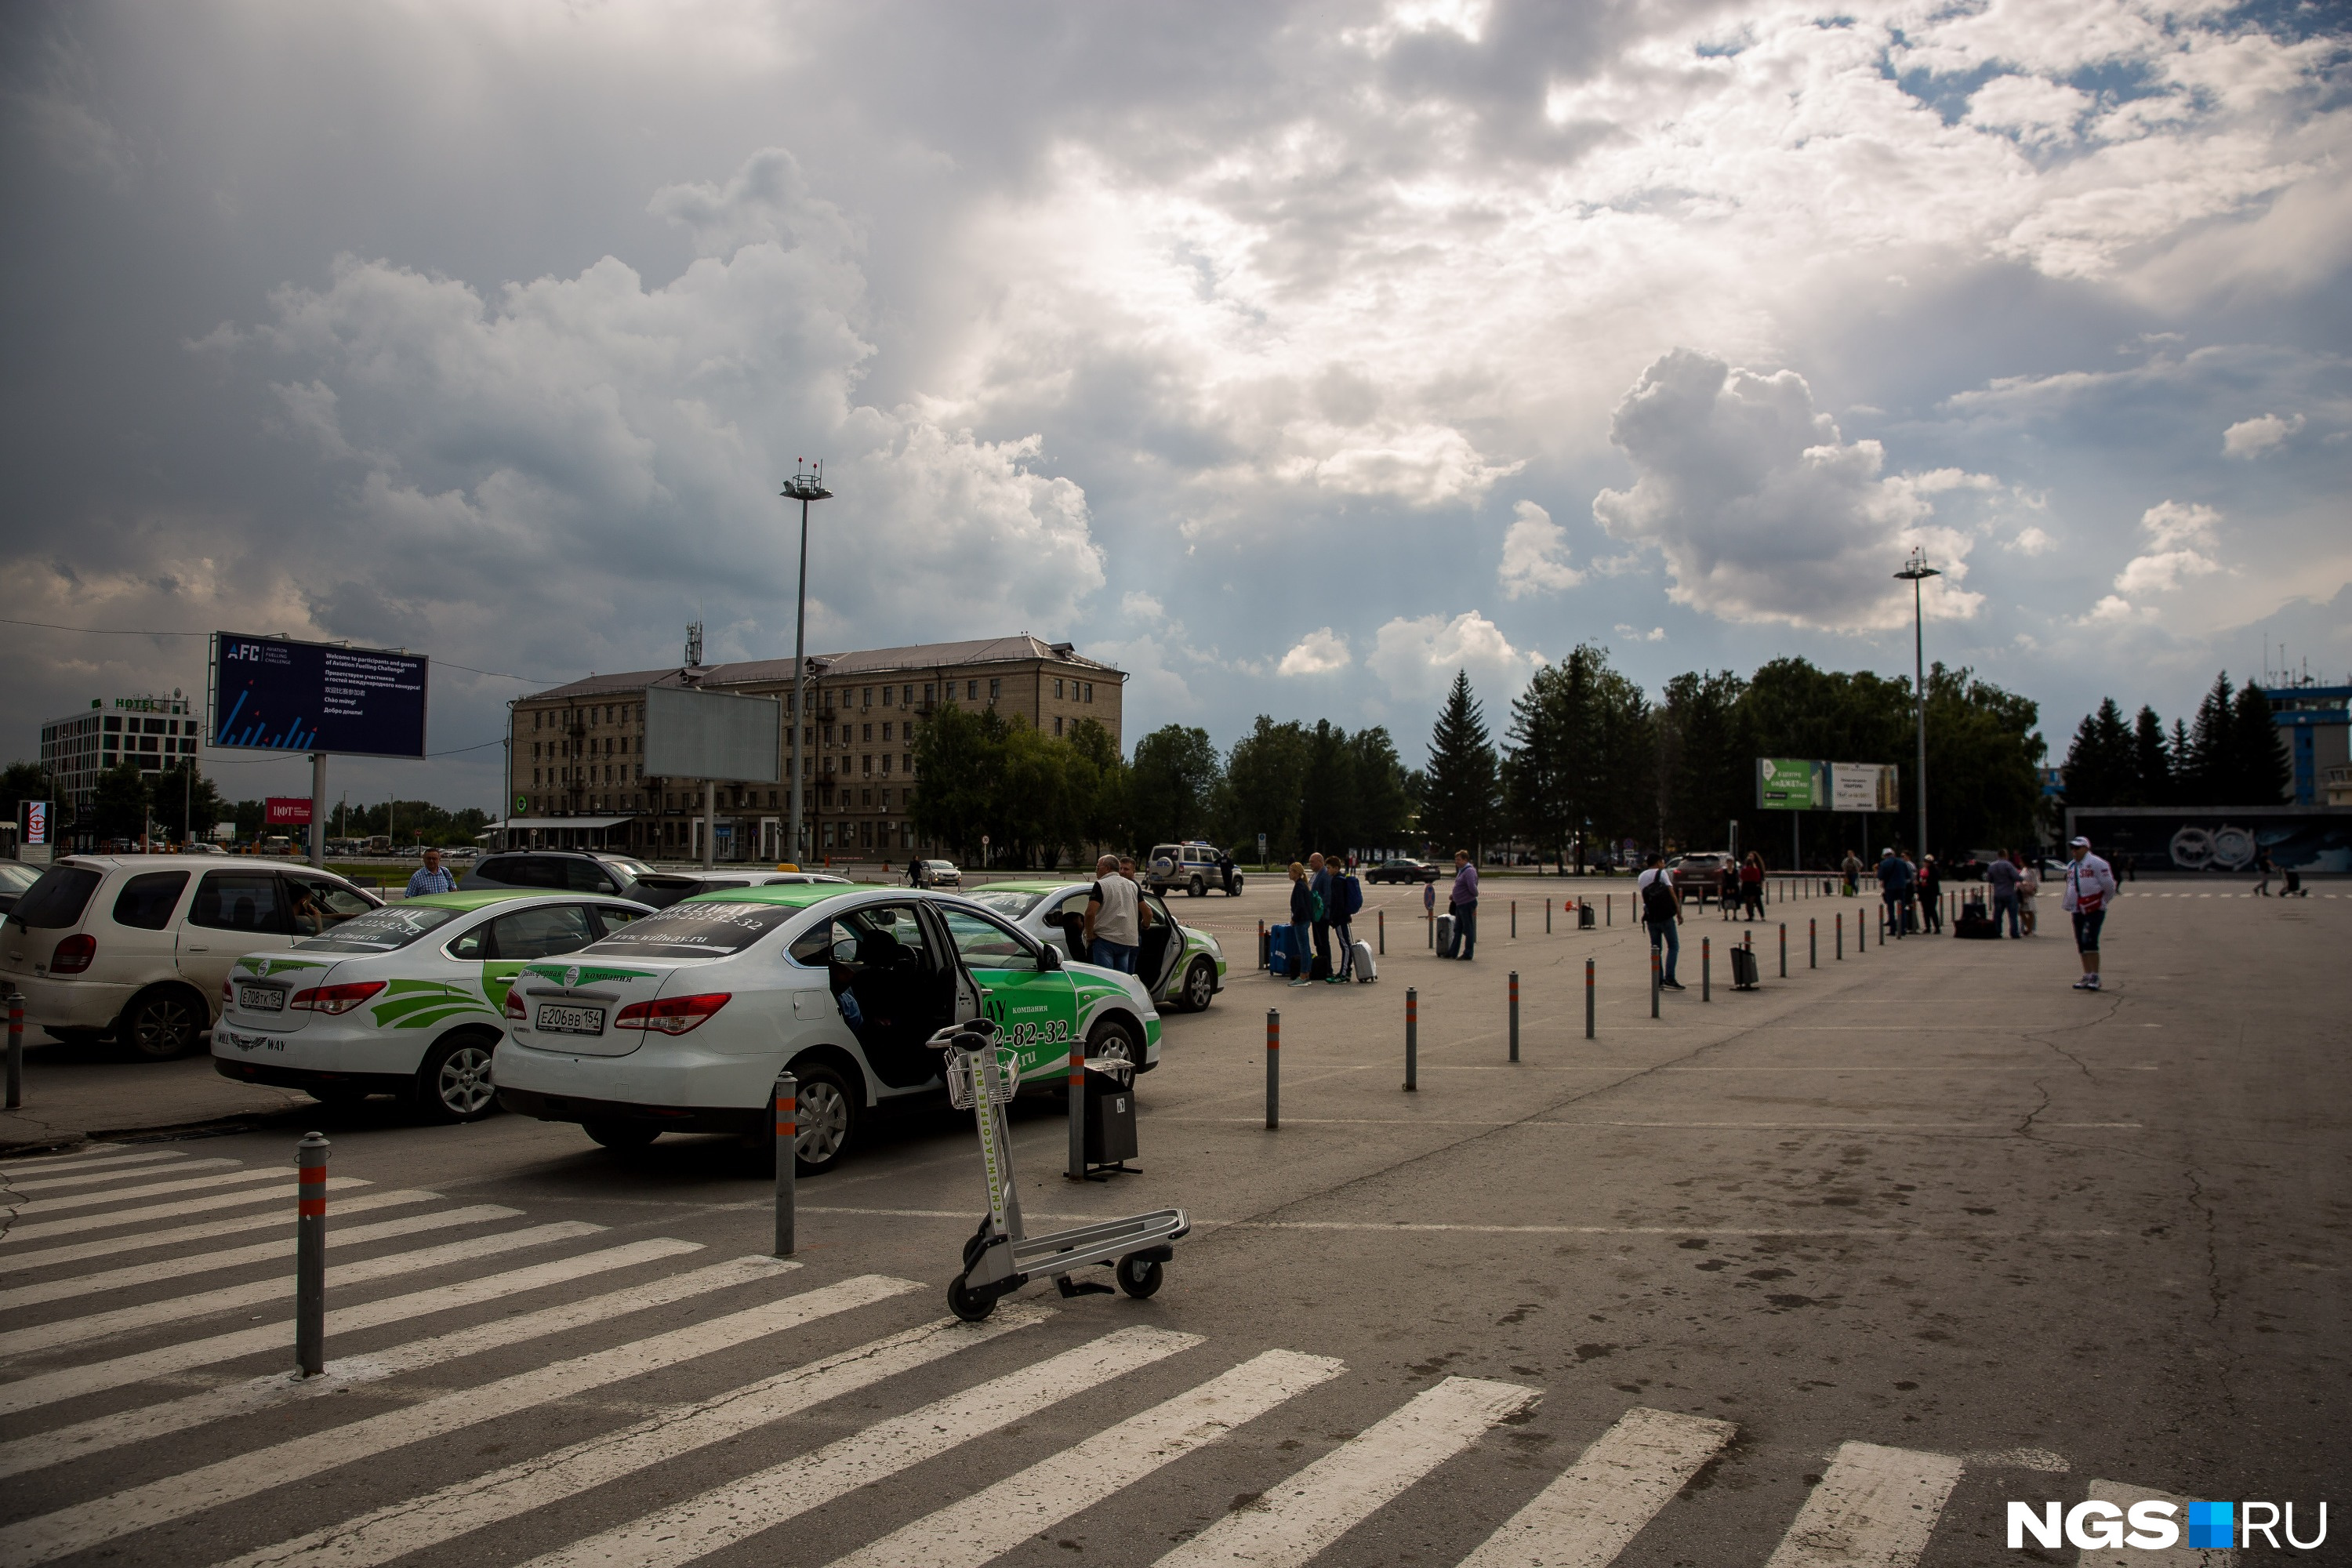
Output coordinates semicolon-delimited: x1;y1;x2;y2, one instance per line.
0;855;382;1058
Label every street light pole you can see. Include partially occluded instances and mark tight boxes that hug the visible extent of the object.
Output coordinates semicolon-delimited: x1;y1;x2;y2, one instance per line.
781;461;832;867
1895;549;1942;863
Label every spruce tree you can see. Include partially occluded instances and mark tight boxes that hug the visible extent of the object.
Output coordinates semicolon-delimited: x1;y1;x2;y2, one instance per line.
1421;670;1498;855
2060;698;2136;808
2228;680;2291;803
2131;706;2170;806
2181;673;2235;806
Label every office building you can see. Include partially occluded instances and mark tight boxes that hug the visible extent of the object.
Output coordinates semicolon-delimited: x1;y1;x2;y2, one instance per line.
39;693;200;815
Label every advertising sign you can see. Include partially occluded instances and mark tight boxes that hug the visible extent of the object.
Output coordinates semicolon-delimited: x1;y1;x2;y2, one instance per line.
643;684;779;783
210;633;429;758
21;800;49;847
266;797;315;826
1831;762;1900;813
2066;808;2351;874
1756;758;1827;811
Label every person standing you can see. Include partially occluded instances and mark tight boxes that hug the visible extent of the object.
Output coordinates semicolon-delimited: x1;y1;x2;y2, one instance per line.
1637;852;1683;989
2253;847;2274;896
1217;848;1236;895
2016;855;2040;936
1718;858;1739;921
1876;848;1911;938
1840;849;1862;897
1450;849;1479;960
1308;852;1335;980
1286;861;1315;989
1330;857;1362;982
2063;836;2118;991
1740;851;1766;922
405;848;458;898
1918;854;1944;934
1082;853;1142;974
1984;849;2022;938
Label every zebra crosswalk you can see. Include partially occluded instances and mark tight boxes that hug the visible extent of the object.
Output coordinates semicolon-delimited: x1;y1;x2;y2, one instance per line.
1;1142;2234;1567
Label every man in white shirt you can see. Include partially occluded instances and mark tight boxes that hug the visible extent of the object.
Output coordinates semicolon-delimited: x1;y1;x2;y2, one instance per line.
1636;852;1684;990
2062;836;2118;992
1082;853;1149;974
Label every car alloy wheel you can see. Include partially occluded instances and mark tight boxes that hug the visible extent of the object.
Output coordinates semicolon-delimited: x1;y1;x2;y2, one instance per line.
418;1033;500;1123
1181;958;1217;1012
123;989;202;1061
1087;1015;1142;1074
789;1064;858;1175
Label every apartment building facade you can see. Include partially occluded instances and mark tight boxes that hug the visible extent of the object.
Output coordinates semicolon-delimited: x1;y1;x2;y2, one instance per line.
39;693;201;816
503;635;1124;861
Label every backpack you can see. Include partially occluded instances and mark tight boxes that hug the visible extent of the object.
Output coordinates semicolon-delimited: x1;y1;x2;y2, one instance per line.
1340;874;1363;918
1640;873;1676;923
1310;890;1326;922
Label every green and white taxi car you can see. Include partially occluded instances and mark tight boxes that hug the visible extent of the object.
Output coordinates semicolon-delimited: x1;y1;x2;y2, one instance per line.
492;884;1161;1174
964;880;1228;1014
211;889;652;1121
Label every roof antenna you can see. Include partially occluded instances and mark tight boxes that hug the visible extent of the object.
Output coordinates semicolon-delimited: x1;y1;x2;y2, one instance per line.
682;619;705;687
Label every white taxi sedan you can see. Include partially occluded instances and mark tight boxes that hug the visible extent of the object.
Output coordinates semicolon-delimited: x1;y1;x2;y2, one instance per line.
212;889;651;1120
493;884;1161;1174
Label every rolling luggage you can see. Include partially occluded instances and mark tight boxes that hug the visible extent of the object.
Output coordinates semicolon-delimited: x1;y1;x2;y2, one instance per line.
1269;926;1294;975
1954;897;1998;939
1577;901;1596;930
1729;944;1760;990
1350;938;1377;982
1436;913;1458;957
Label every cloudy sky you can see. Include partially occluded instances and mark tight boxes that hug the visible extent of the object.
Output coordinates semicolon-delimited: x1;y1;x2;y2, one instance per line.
5;0;2348;810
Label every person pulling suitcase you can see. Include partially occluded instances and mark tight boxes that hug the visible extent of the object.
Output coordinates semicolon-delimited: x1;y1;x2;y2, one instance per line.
1330;859;1363;982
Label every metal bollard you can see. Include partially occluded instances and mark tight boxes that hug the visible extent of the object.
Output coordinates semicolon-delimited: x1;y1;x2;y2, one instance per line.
1403;988;1418;1091
1508;971;1520;1062
295;1132;328;1377
1510;900;1516;938
1265;1009;1280;1130
5;990;21;1111
773;1071;797;1256
1836;912;1844;959
1606;893;1612;926
1378;908;1385;955
1780;923;1788;978
1258;920;1269;971
1650;947;1661;1018
1810;917;1817;968
1584;959;1595;1039
1428;909;1434;949
1702;938;1711;1002
1065;1036;1086;1181
1545;899;1552;935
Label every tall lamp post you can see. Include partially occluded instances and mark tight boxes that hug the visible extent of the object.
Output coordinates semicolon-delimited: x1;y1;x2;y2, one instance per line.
781;460;832;866
1895;548;1941;863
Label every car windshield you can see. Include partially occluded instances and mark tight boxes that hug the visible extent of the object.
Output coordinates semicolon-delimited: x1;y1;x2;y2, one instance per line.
0;863;42;891
966;887;1048;918
295;903;465;953
603;858;653;879
6;866;103;929
579;899;799;958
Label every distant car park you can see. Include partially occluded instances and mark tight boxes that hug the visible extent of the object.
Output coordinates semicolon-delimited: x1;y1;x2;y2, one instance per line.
1366;858;1441;884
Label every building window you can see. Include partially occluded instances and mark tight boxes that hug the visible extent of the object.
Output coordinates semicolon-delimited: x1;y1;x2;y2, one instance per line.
923;684;935;705
1054;716;1063;737
880;685;892;707
989;678;1000;702
880;722;892;742
862;687;873;707
880;754;891;775
860;723;871;742
1084;682;1094;702
967;680;978;700
880;788;891;808
862;755;873;776
902;753;912;773
1054;678;1064;699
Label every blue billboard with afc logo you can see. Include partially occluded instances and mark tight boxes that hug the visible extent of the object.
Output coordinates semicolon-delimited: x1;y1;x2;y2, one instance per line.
210;633;430;758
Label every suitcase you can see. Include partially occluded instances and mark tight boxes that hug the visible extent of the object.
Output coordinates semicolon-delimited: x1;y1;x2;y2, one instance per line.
1729;945;1759;989
1309;942;1332;981
1269;927;1293;975
1577;902;1596;930
1436;913;1458;957
1351;938;1377;982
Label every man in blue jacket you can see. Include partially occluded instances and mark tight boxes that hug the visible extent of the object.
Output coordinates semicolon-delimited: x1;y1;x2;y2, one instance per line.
1450;849;1479;960
1876;848;1912;939
1329;858;1363;981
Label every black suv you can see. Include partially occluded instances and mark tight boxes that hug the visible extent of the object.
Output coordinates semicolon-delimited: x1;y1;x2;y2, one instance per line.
461;851;655;902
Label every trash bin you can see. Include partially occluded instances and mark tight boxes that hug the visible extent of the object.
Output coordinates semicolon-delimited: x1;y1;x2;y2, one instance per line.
1084;1061;1138;1171
1577;902;1596;930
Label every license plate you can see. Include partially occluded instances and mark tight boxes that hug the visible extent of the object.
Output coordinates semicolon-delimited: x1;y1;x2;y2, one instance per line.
238;985;285;1013
535;1003;605;1036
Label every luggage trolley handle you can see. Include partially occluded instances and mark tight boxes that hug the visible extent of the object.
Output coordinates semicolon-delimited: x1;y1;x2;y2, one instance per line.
931;1019;1025;1249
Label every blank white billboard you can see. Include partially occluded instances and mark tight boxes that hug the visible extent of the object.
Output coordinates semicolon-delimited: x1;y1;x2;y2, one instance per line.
643;685;779;782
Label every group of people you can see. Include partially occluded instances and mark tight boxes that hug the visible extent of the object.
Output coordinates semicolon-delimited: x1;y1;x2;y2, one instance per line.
1283;851;1370;985
1079;853;1154;973
1871;847;1946;938
1711;852;1769;921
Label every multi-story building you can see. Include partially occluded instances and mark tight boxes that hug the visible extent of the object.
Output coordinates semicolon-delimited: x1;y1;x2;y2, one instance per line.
2260;681;2350;806
502;635;1125;861
39;693;201;815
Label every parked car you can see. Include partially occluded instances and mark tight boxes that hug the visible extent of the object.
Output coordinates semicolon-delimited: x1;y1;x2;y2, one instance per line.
0;862;42;914
908;859;962;888
1143;842;1240;898
213;889;652;1120
1667;852;1732;904
1366;858;1441;884
964;879;1228;1012
0;855;383;1058
494;884;1160;1174
461;850;658;902
630;868;855;909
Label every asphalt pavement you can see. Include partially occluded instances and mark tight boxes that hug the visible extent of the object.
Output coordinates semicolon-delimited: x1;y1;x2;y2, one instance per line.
1;876;2341;1566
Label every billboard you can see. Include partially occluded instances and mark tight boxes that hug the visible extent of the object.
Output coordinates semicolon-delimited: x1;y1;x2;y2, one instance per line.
266;797;314;826
643;684;780;783
2066;808;2352;873
1831;762;1900;813
19;800;49;847
211;634;429;758
1757;758;1827;811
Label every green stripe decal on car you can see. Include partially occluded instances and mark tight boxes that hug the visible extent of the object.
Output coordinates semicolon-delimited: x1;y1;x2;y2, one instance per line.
368;979;496;1029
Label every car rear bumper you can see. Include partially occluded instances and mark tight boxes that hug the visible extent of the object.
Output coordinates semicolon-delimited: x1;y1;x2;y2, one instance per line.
212;1019;435;1077
9;975;137;1033
494;1039;783;1115
497;1085;762;1136
214;1056;412;1096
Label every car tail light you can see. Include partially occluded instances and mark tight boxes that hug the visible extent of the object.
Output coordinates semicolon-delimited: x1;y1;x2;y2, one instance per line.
503;987;527;1022
49;935;96;975
289;981;387;1015
615;993;731;1035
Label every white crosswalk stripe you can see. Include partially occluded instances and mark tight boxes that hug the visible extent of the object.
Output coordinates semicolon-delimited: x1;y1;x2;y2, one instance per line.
1456;1405;1738;1568
0;1253;797;1481
0;1146;189;1176
1762;1440;1964;1568
3;1156;238;1192
2;1175;375;1243
0;1235;701;1417
1154;1375;1540;1568
0;1220;602;1357
0;1186;435;1269
524;1325;1204;1568
0;1203;517;1312
831;1347;1347;1568
222;1305;1049;1568
9;1165;292;1214
2;1271;915;1566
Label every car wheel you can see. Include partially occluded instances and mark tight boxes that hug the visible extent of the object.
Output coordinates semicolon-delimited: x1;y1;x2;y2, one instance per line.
1181;958;1217;1013
1187;877;1203;898
119;985;206;1061
416;1030;500;1123
584;1120;659;1149
782;1059;858;1177
1087;1014;1143;1076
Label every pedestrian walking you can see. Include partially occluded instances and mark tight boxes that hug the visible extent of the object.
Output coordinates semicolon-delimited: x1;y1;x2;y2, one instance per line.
1308;852;1336;980
1082;853;1144;974
405;848;458;898
2063;836;2118;991
1876;847;1911;938
1287;861;1315;989
1450;849;1479;960
1841;849;1862;897
1217;848;1236;895
1740;851;1766;921
1918;855;1944;934
2253;847;2274;896
2016;855;2039;936
1330;858;1362;982
1637;852;1683;988
1718;858;1739;920
1985;848;2022;938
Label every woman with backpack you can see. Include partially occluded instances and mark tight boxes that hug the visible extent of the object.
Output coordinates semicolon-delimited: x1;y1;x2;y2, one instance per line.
1330;858;1363;982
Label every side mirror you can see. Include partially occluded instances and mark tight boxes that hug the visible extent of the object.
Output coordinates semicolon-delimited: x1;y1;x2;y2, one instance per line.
1037;944;1062;971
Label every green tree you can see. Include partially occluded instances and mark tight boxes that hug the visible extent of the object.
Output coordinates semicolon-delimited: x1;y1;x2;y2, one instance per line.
1345;727;1414;851
2227;679;2291;804
2060;698;2136;810
1917;664;2042;853
2178;673;2235;805
910;701;1010;863
1127;724;1220;848
1065;717;1129;851
1298;720;1358;857
152;762;228;844
2132;706;2171;806
1421;670;1497;855
1504;644;1652;871
89;763;153;842
1658;669;1750;851
1214;717;1312;864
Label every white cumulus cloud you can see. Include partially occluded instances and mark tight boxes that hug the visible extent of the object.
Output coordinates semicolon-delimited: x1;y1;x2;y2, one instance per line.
1276;627;1352;676
1497;500;1584;599
2223;412;2304;458
2113;500;2224;594
1367;610;1531;702
2005;525;2056;557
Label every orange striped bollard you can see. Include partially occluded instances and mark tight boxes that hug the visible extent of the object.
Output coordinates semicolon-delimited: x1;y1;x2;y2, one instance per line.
295;1132;328;1376
774;1070;797;1255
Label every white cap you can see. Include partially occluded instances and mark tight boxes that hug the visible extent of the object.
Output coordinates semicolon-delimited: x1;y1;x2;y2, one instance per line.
2069;836;2091;847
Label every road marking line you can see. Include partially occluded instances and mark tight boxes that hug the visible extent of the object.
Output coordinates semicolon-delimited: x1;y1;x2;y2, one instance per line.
0;1236;699;1418
2079;1481;2235;1566
1157;1119;2143;1130
831;1347;1345;1568
1153;1374;1537;1568
794;1209;2120;1239
0;1188;433;1270
0;1220;601;1357
1761;1440;1963;1568
223;1305;1047;1568
1;1271;913;1566
0;1253;793;1482
1456;1406;1737;1568
524;1326;1205;1568
0;1204;518;1312
10;1166;291;1215
2;1177;375;1244
4;1156;232;1192
0;1147;186;1176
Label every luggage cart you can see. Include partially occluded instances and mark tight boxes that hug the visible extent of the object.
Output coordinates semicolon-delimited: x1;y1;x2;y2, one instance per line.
934;1021;1188;1323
